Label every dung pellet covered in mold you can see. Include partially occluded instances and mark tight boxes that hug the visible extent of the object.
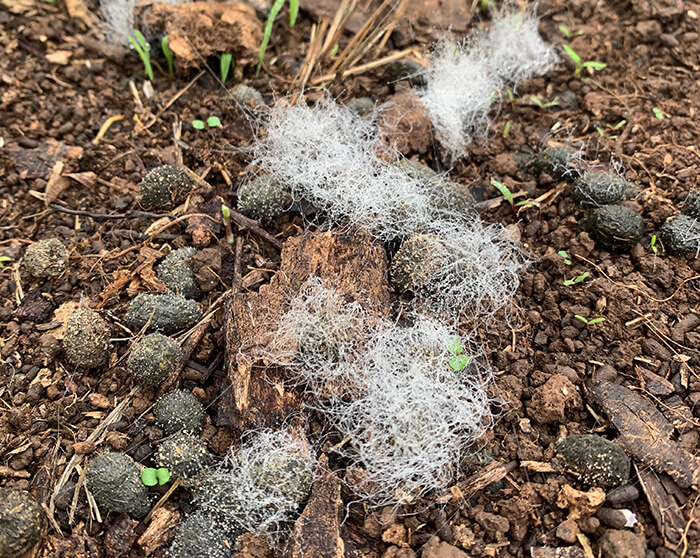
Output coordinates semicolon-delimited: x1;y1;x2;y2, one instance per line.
138;165;197;210
582;205;644;251
63;308;110;369
169;510;236;558
126;293;201;333
127;332;180;387
533;146;580;181
683;191;700;220
237;175;288;221
24;238;68;279
345;97;375;115
85;453;150;518
659;215;700;257
571;171;638;207
554;434;630;489
157;247;200;299
153;389;204;435
231;84;265;108
390;234;447;292
0;488;44;558
155;432;212;480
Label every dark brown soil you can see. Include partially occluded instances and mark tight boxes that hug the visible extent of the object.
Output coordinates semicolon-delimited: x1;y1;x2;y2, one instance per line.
2;0;700;557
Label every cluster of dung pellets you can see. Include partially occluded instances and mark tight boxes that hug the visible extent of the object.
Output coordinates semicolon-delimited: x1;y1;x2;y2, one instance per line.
63;308;111;369
0;488;44;558
126;293;201;333
237;174;289;221
138;165;197;210
153;389;204;435
127;332;181;387
85;452;150;518
155;431;213;480
24;238;68;279
157;247;200;300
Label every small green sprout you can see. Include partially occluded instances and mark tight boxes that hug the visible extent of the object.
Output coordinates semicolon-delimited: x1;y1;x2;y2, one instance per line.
446;336;470;372
329;43;339;57
531;96;559;109
558;250;572;265
0;256;11;268
574;315;606;326
220;53;234;83
503;121;511;138
650;234;658;254
256;0;299;77
562;44;607;77
161;36;174;77
490;179;541;209
652;107;664;120
192;117;221;130
563;271;589;286
128;30;154;81
141;467;171;486
506;88;516;102
596;119;627;139
558;24;584;39
221;204;235;245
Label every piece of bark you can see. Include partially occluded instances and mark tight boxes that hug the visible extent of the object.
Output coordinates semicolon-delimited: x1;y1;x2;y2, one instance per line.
145;2;262;67
286;455;344;558
138;506;181;555
589;381;700;489
449;460;517;501
636;464;685;546
223;230;389;433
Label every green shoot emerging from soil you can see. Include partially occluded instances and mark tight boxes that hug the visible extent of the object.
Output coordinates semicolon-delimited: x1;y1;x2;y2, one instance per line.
652;107;664;120
220;53;234;83
0;256;10;269
563;271;589;286
161;36;174;76
558;250;572;265
558;25;584;39
491;179;540;209
574;315;606;326
256;0;299;77
651;234;659;254
531;96;559;109
562;44;606;77
128;30;154;81
141;467;171;486
192;117;221;130
446;336;470;372
221;204;234;245
596;119;626;139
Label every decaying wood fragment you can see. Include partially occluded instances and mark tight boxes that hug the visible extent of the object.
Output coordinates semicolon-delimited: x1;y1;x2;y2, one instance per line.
636;464;686;546
223;230;389;433
589;381;700;489
286;455;344;558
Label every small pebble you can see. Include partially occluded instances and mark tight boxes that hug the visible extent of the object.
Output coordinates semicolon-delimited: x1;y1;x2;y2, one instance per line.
571;171;638;207
390;234;446;292
156;432;212;480
237;175;288;221
231;83;265;108
596;508;637;529
606;484;640;505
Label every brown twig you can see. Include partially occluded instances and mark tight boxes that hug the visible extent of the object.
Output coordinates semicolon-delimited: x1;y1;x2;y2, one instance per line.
228;209;283;250
141;70;206;132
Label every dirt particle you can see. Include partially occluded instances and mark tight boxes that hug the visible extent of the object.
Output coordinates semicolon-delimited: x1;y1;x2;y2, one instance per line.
597;529;646;558
527;374;582;424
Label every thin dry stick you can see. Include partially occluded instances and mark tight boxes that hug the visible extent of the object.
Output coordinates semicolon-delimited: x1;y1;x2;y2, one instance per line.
376;0;409;52
310;47;420;86
319;0;358;57
142;70;206;131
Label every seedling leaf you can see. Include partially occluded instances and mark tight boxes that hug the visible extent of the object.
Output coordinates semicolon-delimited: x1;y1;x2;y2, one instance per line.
562;44;581;65
587;317;606;325
448;354;470;372
256;0;286;77
220;53;234;83
651;234;658;254
156;468;171;485
289;0;299;27
490;179;514;206
582;60;607;70
161;36;174;76
446;336;463;355
207;116;221;128
192;120;205;130
141;468;158;486
652;107;664;120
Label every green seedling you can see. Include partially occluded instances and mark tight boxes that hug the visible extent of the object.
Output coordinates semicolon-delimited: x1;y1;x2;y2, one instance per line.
596;119;627;139
161;36;174;77
256;0;299;76
652;107;664;120
558;25;584;39
0;256;11;269
650;234;658;254
192;117;221;130
558;250;572;265
506;88;516;102
221;204;235;246
502;121;511;138
562;44;606;77
446;336;470;372
220;53;234;83
574;314;605;326
141;467;171;486
490;179;541;209
329;43;339;57
128;30;154;81
531;96;559;109
563;271;589;286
